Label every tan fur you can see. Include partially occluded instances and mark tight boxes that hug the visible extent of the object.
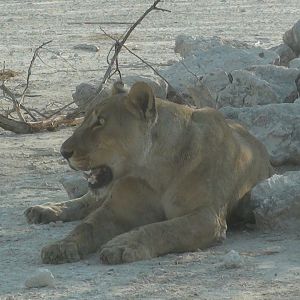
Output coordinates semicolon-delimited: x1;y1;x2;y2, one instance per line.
25;82;273;264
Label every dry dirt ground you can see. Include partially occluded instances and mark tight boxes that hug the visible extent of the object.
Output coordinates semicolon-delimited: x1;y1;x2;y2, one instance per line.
1;1;300;299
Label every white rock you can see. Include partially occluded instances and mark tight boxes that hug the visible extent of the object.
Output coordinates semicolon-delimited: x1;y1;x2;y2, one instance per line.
72;76;167;110
217;69;278;108
251;171;300;230
73;44;99;52
25;268;55;288
161;45;279;94
122;75;168;99
269;43;296;66
217;65;300;108
72;82;98;109
289;58;300;69
222;250;244;268
220;103;300;165
283;20;300;55
60;173;88;199
174;35;251;58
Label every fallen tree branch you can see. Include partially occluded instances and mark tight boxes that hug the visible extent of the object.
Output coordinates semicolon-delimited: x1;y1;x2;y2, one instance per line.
0;114;83;134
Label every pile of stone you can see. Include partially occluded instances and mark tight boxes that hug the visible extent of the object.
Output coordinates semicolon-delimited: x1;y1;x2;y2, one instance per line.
160;20;300;230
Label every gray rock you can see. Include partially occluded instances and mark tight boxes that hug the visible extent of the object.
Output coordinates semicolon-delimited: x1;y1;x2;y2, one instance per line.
221;104;300;165
174;35;251;58
72;82;98;109
73;44;99;52
60;173;88;199
161;45;279;94
283;20;300;55
72;76;167;110
251;171;300;230
289;58;300;69
217;65;300;108
123;75;168;99
217;69;278;108
269;43;296;66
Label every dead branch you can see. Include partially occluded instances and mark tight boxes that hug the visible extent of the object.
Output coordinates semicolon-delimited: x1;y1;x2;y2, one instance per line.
99;27;190;106
19;40;52;105
68;21;134;25
0;41;81;134
0;114;83;134
95;0;169;94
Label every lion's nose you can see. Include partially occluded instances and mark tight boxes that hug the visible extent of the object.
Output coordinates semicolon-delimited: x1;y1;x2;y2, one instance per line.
61;149;73;159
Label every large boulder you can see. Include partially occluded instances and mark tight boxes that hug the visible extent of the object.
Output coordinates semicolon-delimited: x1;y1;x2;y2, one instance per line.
251;171;300;230
72;76;167;110
161;45;279;94
283;20;300;55
216;65;300;108
269;43;297;66
174;35;251;58
220;104;300;166
289;58;300;69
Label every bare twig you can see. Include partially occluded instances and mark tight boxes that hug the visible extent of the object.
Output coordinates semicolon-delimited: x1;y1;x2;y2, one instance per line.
19;40;53;106
99;27;190;106
45;101;76;119
68;21;134;25
95;0;169;94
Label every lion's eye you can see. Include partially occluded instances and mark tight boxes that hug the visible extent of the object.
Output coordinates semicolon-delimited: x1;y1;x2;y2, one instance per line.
96;117;105;127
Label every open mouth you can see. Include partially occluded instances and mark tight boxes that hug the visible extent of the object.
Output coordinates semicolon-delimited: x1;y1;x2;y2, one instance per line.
83;165;113;189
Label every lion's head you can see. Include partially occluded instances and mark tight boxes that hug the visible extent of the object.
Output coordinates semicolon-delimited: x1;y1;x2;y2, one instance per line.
61;82;157;189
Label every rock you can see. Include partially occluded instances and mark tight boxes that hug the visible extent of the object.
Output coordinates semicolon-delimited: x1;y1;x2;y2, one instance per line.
289;58;300;69
73;44;99;52
122;75;168;99
295;98;300;104
161;45;279;94
216;65;300;108
25;268;55;288
72;76;167;110
220;103;300;165
174;35;251;58
251;171;300;230
217;69;278;108
283;20;300;55
269;43;296;66
222;250;244;269
187;81;216;108
60;173;88;199
72;83;98;109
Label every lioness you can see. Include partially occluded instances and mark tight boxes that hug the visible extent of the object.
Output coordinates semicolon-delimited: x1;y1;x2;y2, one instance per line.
25;82;273;264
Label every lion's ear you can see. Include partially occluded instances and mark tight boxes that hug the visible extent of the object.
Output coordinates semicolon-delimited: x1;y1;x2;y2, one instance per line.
126;82;157;121
111;80;127;95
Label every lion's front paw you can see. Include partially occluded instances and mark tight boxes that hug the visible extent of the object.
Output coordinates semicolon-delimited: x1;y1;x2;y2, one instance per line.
24;205;61;224
41;241;81;264
99;235;152;264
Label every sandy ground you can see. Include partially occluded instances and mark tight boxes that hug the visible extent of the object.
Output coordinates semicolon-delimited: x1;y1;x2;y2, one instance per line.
1;0;300;299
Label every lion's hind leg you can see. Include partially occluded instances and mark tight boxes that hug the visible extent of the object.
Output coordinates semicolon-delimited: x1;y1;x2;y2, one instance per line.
99;207;226;264
24;191;103;224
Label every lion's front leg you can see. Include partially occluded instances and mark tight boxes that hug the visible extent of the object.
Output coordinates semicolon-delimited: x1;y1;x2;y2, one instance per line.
24;191;104;224
41;177;162;264
100;208;226;264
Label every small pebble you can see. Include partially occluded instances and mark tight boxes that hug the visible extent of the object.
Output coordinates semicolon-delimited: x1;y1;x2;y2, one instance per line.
25;268;55;288
73;44;99;52
222;250;244;268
